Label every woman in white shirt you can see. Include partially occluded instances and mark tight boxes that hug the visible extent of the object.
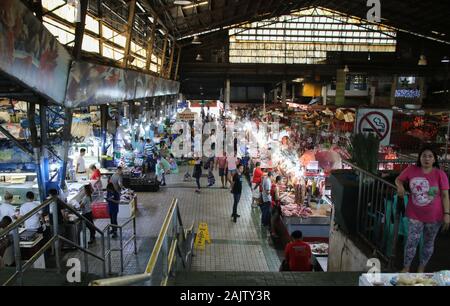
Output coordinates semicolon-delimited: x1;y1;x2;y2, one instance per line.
0;192;17;220
80;185;96;244
19;192;42;231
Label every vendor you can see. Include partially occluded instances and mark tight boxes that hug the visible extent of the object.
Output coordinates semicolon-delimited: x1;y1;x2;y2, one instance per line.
76;148;87;174
19;192;43;231
284;230;312;271
89;165;102;193
0;192;17;220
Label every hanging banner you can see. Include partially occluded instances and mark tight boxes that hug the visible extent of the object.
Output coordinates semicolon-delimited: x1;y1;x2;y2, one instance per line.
65;61;180;107
356;108;393;146
0;0;71;104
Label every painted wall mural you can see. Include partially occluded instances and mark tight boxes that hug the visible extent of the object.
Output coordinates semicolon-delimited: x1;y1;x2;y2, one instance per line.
65;61;180;107
0;0;71;104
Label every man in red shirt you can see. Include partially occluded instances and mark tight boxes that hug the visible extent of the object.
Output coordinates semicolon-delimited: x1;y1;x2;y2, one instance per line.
251;162;264;208
284;230;312;271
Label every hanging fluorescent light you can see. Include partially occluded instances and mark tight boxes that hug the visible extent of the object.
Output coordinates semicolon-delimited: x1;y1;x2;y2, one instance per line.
196;54;203;61
192;35;202;44
441;56;450;63
418;54;427;66
343;65;349;73
174;0;193;5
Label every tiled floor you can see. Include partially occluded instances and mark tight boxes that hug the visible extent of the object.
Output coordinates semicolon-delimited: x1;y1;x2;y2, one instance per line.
61;165;281;279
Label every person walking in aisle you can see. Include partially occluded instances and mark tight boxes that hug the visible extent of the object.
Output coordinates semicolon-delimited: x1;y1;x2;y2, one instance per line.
80;185;96;244
251;162;264;208
215;152;228;188
260;172;274;228
106;183;120;238
193;157;203;193
230;164;244;223
395;147;450;273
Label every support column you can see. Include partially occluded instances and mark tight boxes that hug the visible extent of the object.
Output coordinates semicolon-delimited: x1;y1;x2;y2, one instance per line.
39;104;50;196
122;0;137;68
174;46;182;81
166;41;176;79
335;69;346;106
59;109;73;188
282;80;287;107
225;79;231;114
72;0;88;60
390;75;398;106
159;34;169;76
291;83;295;103
100;105;108;168
97;0;104;56
145;14;157;71
27;103;45;202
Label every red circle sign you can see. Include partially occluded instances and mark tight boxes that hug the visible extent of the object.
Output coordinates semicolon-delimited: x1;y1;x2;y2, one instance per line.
358;111;390;140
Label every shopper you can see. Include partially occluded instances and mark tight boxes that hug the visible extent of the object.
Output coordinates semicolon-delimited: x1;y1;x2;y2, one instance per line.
251;162;264;208
0;216;13;262
0;192;17;219
215;153;228;188
395;147;450;273
144;138;155;156
19;192;42;231
260;172;274;228
284;230;312;271
270;176;282;237
90;165;102;194
160;141;171;159
106;183;120;238
193;157;203;193
227;153;239;184
137;137;146;154
76;148;86;174
147;153;157;173
110;166;124;193
80;185;96;244
156;155;171;186
230;164;244;223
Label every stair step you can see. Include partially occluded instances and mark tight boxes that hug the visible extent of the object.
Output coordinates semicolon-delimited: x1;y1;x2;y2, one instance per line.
169;271;362;286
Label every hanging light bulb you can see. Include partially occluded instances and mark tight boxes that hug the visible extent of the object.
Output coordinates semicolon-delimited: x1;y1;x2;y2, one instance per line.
192;35;202;44
196;54;203;61
343;65;349;73
418;54;427;66
368;53;371;61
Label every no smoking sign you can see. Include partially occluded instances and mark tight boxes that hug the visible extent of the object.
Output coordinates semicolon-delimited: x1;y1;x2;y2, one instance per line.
356;109;393;146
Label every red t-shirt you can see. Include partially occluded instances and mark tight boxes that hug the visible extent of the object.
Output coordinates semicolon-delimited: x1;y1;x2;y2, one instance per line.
91;169;101;181
284;240;312;271
252;167;264;184
398;166;449;222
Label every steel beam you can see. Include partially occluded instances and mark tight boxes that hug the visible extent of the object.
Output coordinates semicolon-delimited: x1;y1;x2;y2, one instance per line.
122;0;137;68
0;126;33;158
72;0;88;60
174;46;182;81
159;33;169;76
166;41;176;79
145;13;157;71
59;108;73;188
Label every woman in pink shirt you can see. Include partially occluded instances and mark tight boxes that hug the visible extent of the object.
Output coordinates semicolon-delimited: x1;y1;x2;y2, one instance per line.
395;147;450;273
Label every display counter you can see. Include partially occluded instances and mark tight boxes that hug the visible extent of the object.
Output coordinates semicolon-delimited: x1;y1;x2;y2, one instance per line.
0;181;40;204
359;272;449;286
282;215;330;241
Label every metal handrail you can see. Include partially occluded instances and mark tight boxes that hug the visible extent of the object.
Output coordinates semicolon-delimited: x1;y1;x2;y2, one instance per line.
90;198;190;286
342;160;398;189
1;197;108;286
104;202;138;276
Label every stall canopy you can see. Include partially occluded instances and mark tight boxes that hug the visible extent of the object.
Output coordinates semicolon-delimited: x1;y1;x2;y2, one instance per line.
0;0;179;108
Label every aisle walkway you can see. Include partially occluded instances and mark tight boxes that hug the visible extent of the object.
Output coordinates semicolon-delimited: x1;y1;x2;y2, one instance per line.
63;166;281;278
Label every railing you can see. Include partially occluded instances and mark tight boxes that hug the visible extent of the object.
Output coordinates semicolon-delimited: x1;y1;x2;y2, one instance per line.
104;199;138;275
90;198;194;286
0;198;107;286
342;160;404;269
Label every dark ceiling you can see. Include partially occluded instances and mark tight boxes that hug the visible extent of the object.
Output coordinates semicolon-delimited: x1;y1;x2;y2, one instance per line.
147;0;450;44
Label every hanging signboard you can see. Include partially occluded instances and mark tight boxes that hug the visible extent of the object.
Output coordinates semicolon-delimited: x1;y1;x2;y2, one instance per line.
356;108;393;146
177;109;197;121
